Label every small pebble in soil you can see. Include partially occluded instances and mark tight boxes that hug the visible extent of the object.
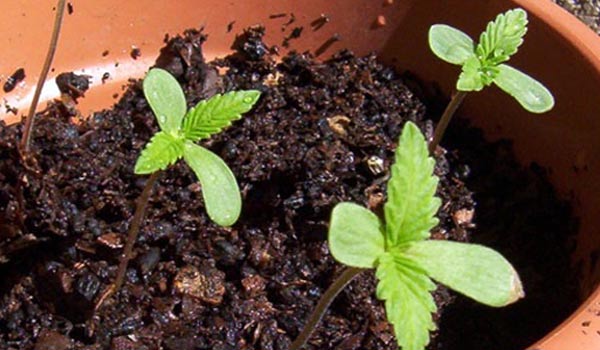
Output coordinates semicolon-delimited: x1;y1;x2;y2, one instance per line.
55;71;90;100
97;232;124;249
34;329;71;350
283;26;303;48
315;33;341;56
327;115;351;137
130;46;141;60
311;14;330;31
3;68;25;93
269;13;287;19
173;265;226;305
366;155;385;175
452;208;475;227
102;72;111;84
227;21;236;33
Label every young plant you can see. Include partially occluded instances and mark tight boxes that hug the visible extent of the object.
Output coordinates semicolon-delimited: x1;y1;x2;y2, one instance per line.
291;122;524;350
134;67;260;225
95;68;260;309
428;8;554;151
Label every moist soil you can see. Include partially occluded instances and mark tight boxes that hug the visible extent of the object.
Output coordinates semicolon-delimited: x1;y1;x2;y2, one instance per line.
0;27;578;350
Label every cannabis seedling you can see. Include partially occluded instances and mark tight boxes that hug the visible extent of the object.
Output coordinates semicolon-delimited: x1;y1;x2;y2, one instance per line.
428;8;554;151
291;122;524;350
96;68;260;309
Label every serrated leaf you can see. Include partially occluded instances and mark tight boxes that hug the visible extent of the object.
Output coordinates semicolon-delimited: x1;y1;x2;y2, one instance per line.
384;122;441;247
403;240;525;307
428;24;475;65
376;253;436;350
183;142;241;227
456;55;501;92
476;8;528;66
457;56;485;91
494;64;555;113
134;131;184;174
143;68;187;133
328;202;385;268
182;90;261;142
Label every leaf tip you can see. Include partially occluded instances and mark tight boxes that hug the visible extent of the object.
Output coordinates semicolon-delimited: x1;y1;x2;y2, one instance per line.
506;267;525;305
134;161;152;175
211;210;240;227
245;89;262;102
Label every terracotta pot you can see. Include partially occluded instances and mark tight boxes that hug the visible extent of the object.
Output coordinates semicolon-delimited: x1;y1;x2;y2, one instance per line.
0;1;598;349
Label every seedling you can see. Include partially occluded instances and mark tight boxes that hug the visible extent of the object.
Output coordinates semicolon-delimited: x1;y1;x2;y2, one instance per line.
428;8;554;151
95;68;260;309
291;122;524;350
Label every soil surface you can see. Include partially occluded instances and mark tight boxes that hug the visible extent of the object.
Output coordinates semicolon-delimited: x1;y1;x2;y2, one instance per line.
555;0;600;33
0;27;578;350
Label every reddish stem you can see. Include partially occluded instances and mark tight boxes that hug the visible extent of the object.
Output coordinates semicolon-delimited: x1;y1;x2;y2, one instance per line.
20;0;67;155
290;267;364;350
428;90;468;154
95;171;161;311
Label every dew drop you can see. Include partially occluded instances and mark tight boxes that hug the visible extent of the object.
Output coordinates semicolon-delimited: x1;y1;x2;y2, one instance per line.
158;115;167;124
528;92;542;104
243;96;254;104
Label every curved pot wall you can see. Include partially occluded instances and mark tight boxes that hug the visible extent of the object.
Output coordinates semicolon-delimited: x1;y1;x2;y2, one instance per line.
0;1;598;349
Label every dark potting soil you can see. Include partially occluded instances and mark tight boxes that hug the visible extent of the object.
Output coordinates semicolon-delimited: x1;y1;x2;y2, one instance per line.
0;27;578;350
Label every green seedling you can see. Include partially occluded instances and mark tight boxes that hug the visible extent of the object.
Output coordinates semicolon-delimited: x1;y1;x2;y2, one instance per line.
428;8;554;151
95;68;260;310
292;122;524;350
135;67;260;226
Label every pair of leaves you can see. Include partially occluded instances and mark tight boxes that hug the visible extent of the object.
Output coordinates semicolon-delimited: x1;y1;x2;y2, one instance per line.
428;8;554;113
328;122;524;350
135;68;260;226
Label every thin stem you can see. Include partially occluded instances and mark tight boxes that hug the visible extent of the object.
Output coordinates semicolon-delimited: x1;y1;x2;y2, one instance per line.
20;0;67;154
95;171;161;311
290;267;364;350
428;90;468;154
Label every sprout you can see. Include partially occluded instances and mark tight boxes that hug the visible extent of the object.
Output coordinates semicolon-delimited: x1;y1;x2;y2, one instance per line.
428;8;554;151
95;68;260;310
292;122;523;350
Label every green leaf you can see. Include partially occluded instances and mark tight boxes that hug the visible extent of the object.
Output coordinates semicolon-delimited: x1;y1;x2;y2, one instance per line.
134;131;184;175
376;253;436;350
403;240;525;307
328;202;385;268
476;8;528;66
384;122;441;247
183;142;241;227
182;90;261;142
494;64;555;113
456;56;487;91
428;24;475;65
143;68;187;133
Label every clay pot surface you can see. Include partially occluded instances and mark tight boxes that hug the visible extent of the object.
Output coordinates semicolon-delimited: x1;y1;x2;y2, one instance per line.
0;1;599;349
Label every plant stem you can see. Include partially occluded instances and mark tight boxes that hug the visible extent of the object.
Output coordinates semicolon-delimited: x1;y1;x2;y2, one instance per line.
290;267;364;350
20;0;67;155
428;91;468;154
95;171;161;311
